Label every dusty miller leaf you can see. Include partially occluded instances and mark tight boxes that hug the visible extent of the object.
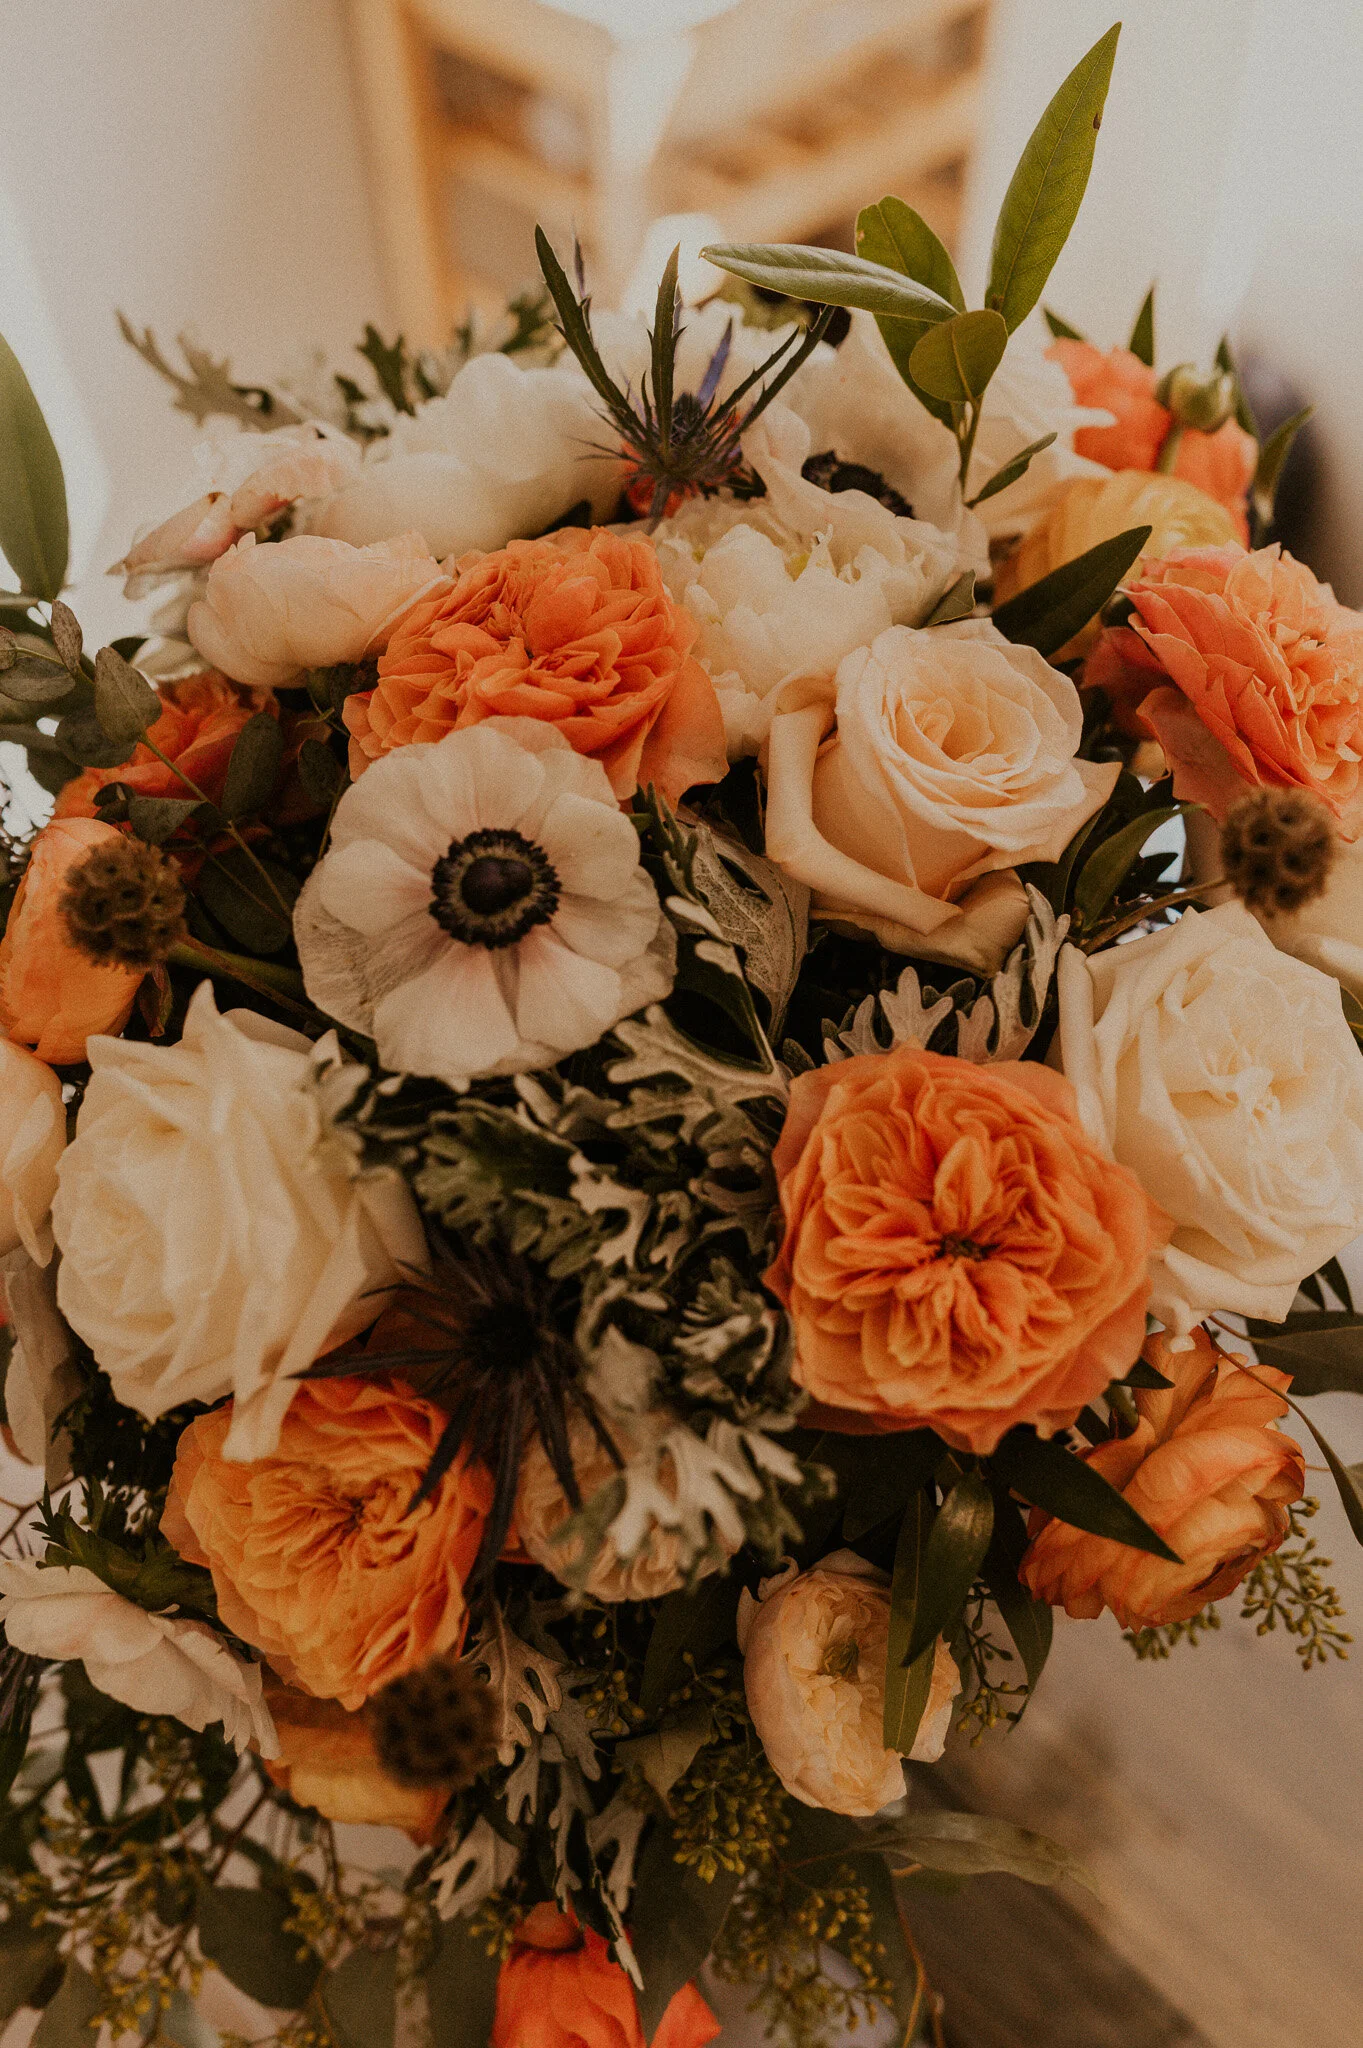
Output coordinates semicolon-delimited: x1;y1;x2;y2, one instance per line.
467;1602;564;1763
689;824;808;1040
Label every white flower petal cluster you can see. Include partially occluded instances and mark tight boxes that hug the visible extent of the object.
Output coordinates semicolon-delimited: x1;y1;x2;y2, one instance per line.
0;1037;66;1265
50;987;428;1460
1056;901;1363;1339
965;321;1110;536
293;719;675;1088
0;1558;277;1756
1;1251;81;1484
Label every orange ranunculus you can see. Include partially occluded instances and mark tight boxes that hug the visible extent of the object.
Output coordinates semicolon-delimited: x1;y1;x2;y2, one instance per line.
54;672;268;822
161;1376;491;1710
261;1682;448;1844
1018;1326;1306;1629
764;1047;1164;1455
491;1906;720;2048
1048;339;1256;532
343;526;727;804
0;818;144;1063
1085;542;1363;835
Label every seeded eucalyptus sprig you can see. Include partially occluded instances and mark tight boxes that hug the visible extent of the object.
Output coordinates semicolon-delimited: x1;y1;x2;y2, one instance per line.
535;230;834;524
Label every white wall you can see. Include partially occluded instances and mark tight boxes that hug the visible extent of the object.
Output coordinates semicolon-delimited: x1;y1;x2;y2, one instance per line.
0;0;388;644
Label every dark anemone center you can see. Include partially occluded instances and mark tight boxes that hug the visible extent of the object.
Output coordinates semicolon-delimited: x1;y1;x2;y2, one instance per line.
801;448;914;519
429;826;560;948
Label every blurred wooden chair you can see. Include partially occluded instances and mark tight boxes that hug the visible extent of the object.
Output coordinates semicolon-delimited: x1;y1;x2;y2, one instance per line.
344;0;991;343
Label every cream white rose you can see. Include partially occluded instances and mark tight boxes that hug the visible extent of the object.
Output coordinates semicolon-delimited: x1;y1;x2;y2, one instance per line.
1249;829;1363;1003
0;1558;277;1755
652;404;962;757
306;351;622;559
0;1038;66;1263
738;1550;959;1814
1055;901;1363;1339
50;984;428;1460
765;619;1118;974
187;529;445;689
1;1251;81;1483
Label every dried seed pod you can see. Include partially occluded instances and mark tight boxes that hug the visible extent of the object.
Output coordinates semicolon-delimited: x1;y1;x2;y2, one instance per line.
58;836;186;967
365;1654;499;1788
1220;787;1337;916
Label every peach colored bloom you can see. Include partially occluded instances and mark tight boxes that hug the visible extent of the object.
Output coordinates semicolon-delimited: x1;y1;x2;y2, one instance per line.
491;1907;720;2048
1019;1327;1305;1629
54;672;266;823
0;819;144;1063
261;1682;448;1844
1086;543;1363;835
344;527;727;804
765;1047;1164;1454
1048;340;1255;531
162;1377;491;1710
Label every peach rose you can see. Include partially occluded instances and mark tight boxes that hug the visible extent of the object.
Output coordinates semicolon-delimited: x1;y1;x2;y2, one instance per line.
1019;1327;1306;1629
343;527;727;804
765;1047;1164;1454
1048;341;1256;530
188;530;446;690
491;1906;720;2048
162;1376;491;1710
261;1682;448;1844
54;672;266;822
1085;543;1363;835
0;819;144;1062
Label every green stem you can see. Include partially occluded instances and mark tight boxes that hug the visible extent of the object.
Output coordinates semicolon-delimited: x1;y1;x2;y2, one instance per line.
168;938;316;1023
138;734;295;921
957;399;983;494
1082;877;1227;950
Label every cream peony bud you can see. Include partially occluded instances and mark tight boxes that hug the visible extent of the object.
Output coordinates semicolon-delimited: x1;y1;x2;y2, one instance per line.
739;1550;959;1814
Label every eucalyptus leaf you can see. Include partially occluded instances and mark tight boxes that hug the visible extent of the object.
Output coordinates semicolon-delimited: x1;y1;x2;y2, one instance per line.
986;24;1121;332
127;795;204;844
0;658;80;706
320;1946;398;2048
614;1707;712;1802
55;707;136;769
1072;802;1187;929
298;735;346;807
700;242;957;327
31;1963;101;2048
48;602;83;676
906;1466;994;1665
628;1821;740;2037
1128;285;1156;368
883;1491;936;1756
221;710;284;818
921;570;976;628
992;524;1152;657
909;309;1008;404
0;333;69;602
93;643;160;746
424;1914;501;2048
988;1428;1180;1561
869;1810;1095;1892
198;848;298;954
967;432;1057;509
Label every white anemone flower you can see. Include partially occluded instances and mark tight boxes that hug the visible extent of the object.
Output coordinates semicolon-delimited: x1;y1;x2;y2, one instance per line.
294;719;676;1086
0;1558;277;1756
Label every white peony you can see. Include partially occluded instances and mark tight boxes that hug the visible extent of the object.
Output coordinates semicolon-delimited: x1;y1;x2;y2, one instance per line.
1;1251;81;1484
305;351;622;560
293;718;674;1088
50;987;428;1460
738;1550;959;1814
1055;901;1363;1340
764;619;1118;973
0;1038;66;1264
652;402;963;756
964;321;1110;537
0;1557;277;1755
187;529;446;689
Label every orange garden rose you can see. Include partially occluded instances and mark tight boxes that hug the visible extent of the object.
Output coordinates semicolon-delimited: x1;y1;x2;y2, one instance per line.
1086;543;1363;833
765;1047;1164;1454
54;672;266;822
1019;1327;1306;1629
1048;339;1256;531
162;1376;491;1710
261;1682;448;1844
343;526;727;803
0;818;145;1062
491;1906;720;2048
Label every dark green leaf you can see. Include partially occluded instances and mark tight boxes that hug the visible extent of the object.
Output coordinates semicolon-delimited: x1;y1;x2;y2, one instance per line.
93;644;160;746
221;711;284;819
1043;308;1086;341
921;570;976;630
1128;285;1156;367
1295;1411;1363;1548
652;245;680;449
986;25;1121;332
615;1708;712;1802
196;1884;321;2009
988;1428;1180;1561
700;242;957;327
629;1821;740;2037
992;524;1152;657
1342;985;1363;1054
127;795;204;844
906;1467;994;1665
909;309;1008;404
357;325;414;417
321;1947;398;2048
0;658;80;706
1071;802;1188;928
640;1574;742;1716
535;228;630;421
856;1851;924;2035
31;1962;100;2048
1317;1257;1355;1313
55;708;136;769
883;1492;936;1755
840;1430;947;1543
1242;1310;1363;1395
298;736;346;808
197;848;297;955
1252;404;1313;529
424;1914;502;2048
967;431;1058;508
867;1810;1094;1891
981;1491;1052;1691
1120;1356;1174;1390
0;334;69;602
855;198;963;426
0;1917;63;2024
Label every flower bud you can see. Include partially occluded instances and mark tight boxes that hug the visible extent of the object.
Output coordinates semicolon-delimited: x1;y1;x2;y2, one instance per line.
1157;364;1238;434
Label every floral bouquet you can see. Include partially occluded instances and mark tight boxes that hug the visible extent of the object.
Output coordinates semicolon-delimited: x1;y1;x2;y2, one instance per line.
0;23;1358;2048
